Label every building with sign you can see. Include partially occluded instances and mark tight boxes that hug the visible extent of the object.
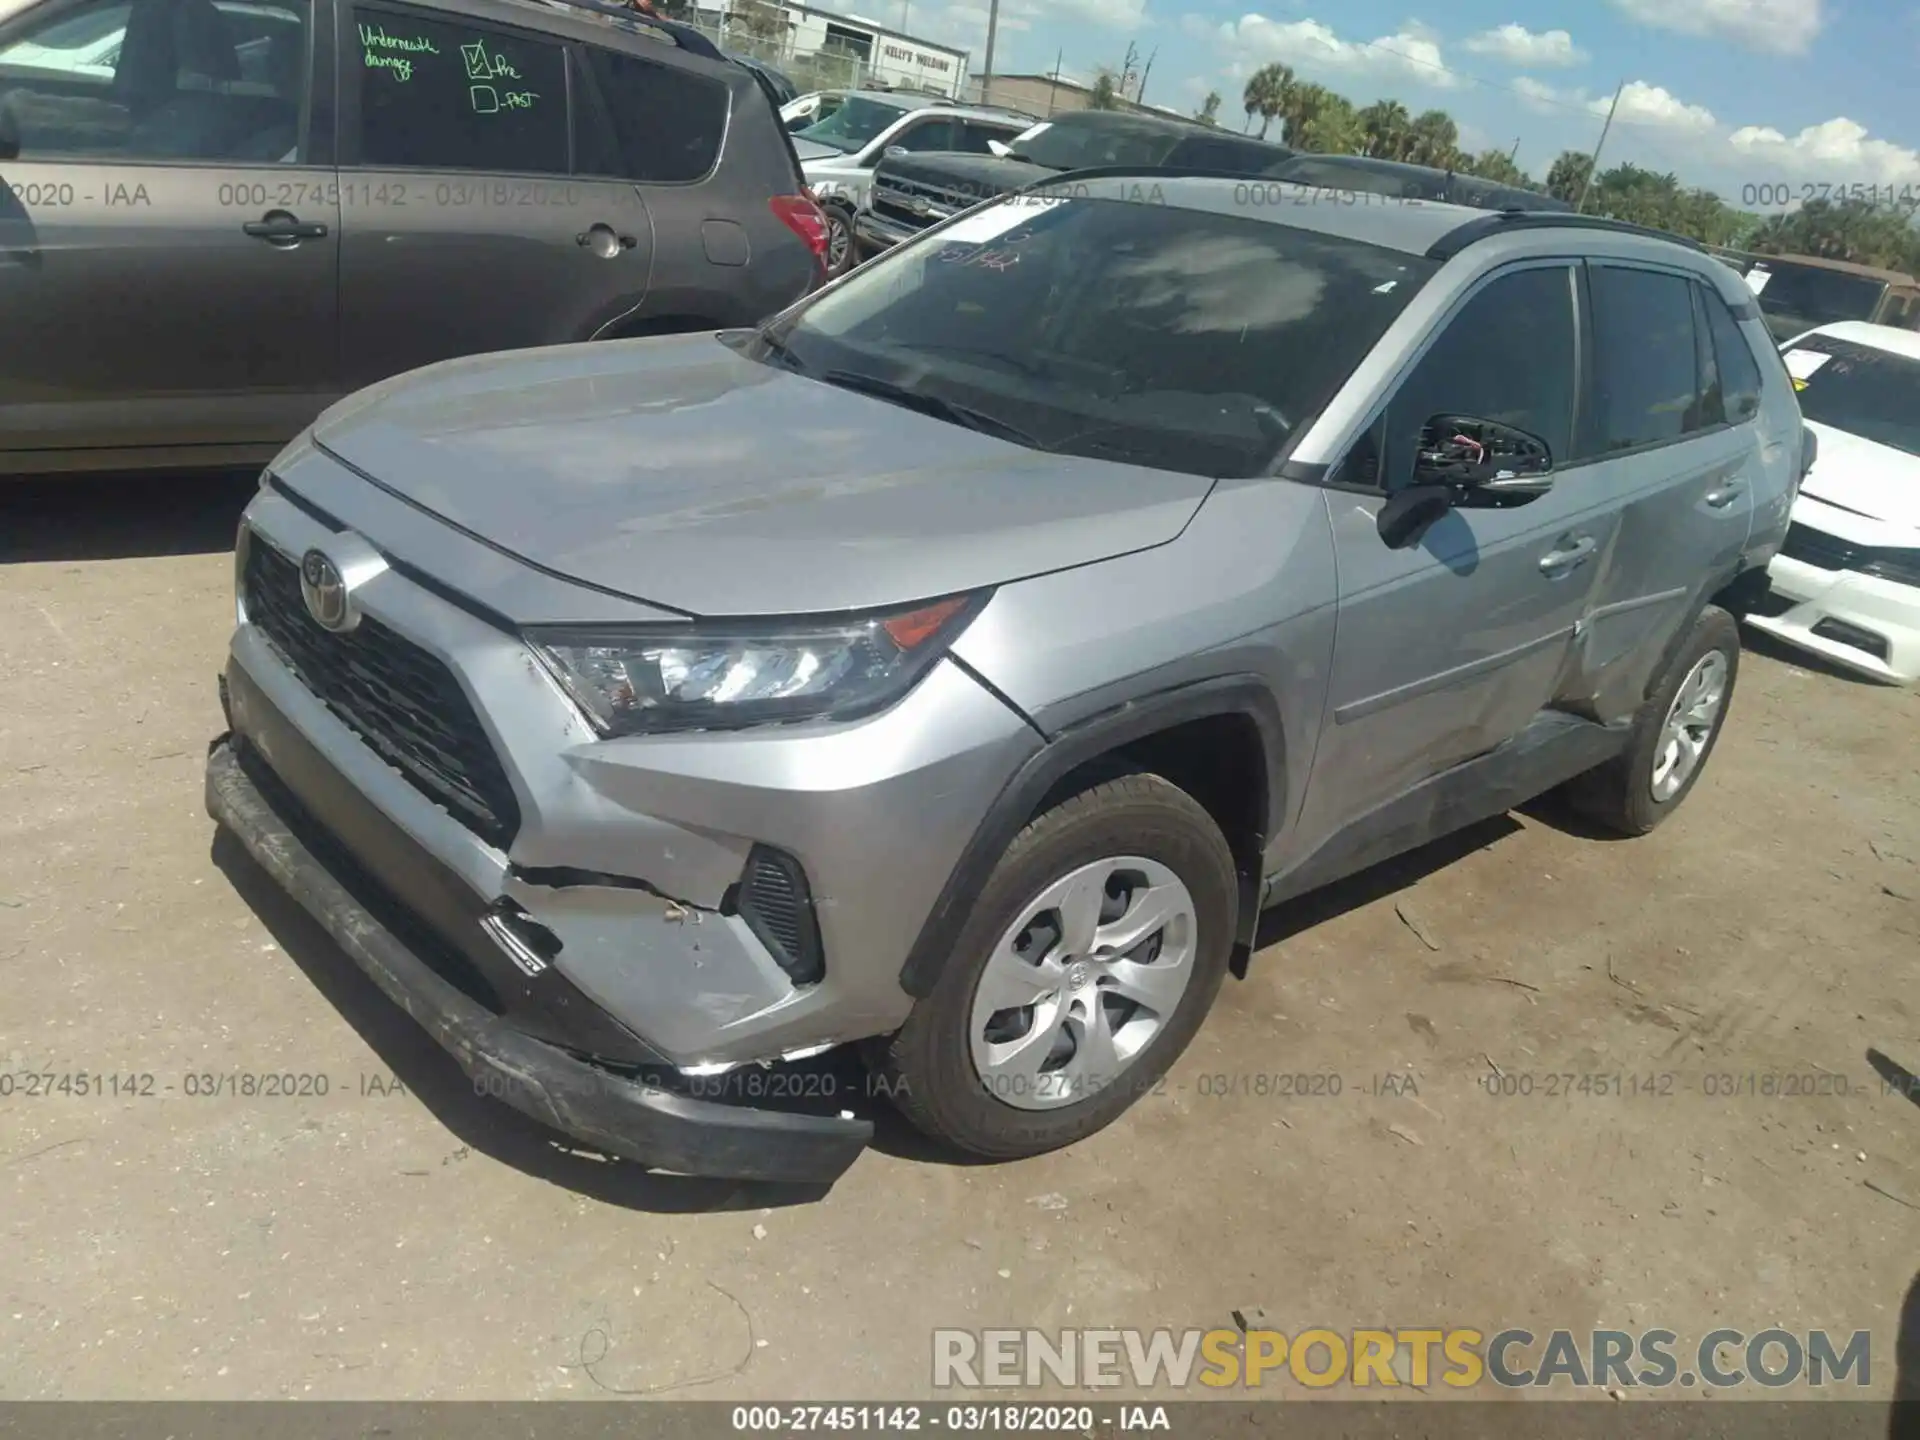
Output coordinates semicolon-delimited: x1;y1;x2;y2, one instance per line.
690;1;971;98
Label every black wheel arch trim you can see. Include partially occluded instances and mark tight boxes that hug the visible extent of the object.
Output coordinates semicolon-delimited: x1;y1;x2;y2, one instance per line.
896;674;1287;999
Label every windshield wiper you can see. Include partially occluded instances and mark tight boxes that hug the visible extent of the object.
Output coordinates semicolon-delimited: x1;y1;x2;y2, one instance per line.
818;369;1042;447
756;329;808;374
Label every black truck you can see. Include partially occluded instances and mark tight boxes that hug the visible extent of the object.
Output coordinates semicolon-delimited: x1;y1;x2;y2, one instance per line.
854;115;1569;261
853;109;1293;260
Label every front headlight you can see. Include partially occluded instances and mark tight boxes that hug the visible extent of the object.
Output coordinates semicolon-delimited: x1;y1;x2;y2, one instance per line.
527;593;986;737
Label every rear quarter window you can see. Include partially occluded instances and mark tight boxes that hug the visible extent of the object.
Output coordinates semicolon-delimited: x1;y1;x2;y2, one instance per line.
578;46;728;183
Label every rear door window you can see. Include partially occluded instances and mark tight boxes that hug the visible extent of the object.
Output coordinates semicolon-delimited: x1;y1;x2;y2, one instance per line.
889;115;956;153
351;4;567;173
577;45;726;182
1585;265;1705;454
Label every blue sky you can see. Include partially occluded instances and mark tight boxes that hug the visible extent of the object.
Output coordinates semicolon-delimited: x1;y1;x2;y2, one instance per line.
853;0;1920;205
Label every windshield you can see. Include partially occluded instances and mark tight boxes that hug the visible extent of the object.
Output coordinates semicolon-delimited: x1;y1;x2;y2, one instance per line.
793;96;910;153
1007;118;1184;172
1785;336;1920;459
757;194;1436;479
1744;262;1890;340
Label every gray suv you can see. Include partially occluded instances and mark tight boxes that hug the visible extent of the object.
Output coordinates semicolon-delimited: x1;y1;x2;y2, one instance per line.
0;0;824;476
205;178;1809;1183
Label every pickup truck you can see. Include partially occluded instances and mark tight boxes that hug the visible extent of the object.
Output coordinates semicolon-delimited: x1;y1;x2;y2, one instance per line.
855;109;1292;260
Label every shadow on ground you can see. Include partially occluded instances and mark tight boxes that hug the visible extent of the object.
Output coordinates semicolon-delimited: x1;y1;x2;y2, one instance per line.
1;470;258;564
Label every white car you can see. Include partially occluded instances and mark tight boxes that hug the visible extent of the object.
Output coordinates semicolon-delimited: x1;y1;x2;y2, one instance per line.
1746;322;1920;683
790;91;1029;275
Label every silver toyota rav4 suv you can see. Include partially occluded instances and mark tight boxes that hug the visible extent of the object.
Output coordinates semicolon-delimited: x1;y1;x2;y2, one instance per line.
206;175;1810;1183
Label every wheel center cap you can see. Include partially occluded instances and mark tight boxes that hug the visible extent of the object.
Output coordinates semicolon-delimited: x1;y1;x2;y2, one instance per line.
1067;961;1091;990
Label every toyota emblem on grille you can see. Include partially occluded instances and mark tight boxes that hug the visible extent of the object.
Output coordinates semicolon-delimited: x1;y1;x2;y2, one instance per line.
299;549;356;633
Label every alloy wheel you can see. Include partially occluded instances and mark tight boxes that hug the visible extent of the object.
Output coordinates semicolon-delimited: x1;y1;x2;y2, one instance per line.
968;856;1198;1111
1651;649;1730;802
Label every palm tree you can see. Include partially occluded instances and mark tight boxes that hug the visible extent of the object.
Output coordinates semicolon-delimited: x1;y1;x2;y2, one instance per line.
1193;90;1222;127
1276;81;1338;148
1240;62;1291;138
1357;99;1412;161
1545;150;1593;206
1088;67;1120;111
1463;148;1526;186
1406;109;1460;169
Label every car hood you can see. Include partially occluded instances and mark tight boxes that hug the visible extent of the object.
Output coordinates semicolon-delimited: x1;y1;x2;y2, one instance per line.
1798;420;1920;537
880;151;1056;196
307;334;1214;618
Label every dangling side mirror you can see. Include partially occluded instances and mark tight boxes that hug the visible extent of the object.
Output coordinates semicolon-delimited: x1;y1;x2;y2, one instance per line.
1412;413;1555;503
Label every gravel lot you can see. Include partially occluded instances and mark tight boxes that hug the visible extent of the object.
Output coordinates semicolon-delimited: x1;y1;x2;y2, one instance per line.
3;473;1917;1402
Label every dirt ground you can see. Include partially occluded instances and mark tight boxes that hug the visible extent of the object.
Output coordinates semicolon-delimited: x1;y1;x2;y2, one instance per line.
2;473;1917;1403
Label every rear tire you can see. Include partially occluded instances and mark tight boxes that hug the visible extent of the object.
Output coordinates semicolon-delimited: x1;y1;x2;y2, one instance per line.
1566;605;1740;836
823;205;856;278
876;771;1238;1160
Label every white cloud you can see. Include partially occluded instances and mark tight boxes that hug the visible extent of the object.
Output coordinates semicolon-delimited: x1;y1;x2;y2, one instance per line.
1462;23;1586;67
1219;14;1460;88
1057;0;1149;30
1511;76;1591;113
1592;79;1718;131
1609;0;1824;56
1729;117;1920;187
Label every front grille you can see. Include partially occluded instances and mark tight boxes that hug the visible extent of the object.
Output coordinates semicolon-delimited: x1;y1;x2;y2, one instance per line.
1778;523;1861;572
871;177;977;232
241;537;521;849
1779;522;1920;584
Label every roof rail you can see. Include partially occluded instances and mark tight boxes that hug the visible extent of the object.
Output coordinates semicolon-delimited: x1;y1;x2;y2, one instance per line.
1426;209;1705;261
534;0;727;62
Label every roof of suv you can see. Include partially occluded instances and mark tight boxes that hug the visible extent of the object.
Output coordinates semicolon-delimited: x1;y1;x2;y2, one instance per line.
470;0;741;66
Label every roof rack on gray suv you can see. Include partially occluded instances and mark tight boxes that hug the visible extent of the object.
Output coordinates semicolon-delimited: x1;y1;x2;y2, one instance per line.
1426;210;1708;260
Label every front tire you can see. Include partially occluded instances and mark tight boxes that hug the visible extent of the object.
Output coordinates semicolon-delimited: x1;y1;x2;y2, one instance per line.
877;771;1238;1160
1566;605;1740;836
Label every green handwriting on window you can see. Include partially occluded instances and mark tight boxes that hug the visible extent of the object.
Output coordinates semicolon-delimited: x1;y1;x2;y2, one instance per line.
359;20;438;81
469;84;539;114
459;40;523;82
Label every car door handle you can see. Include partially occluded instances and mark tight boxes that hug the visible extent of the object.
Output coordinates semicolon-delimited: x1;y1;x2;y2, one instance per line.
242;210;328;243
1705;479;1746;508
576;224;639;251
1538;535;1597;575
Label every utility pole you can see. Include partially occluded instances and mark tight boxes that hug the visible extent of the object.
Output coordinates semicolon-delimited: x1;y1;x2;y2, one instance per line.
980;0;999;104
1507;136;1520;163
1135;46;1155;107
1577;79;1624;215
1047;48;1061;115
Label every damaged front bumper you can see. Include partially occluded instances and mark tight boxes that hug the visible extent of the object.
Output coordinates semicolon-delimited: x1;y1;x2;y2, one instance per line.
207;732;872;1183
